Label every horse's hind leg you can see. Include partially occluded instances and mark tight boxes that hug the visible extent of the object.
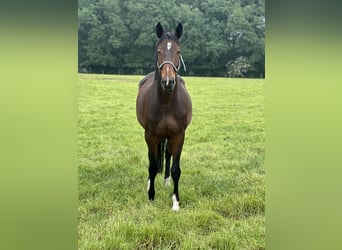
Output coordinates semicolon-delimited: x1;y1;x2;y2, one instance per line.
157;139;166;173
164;140;172;186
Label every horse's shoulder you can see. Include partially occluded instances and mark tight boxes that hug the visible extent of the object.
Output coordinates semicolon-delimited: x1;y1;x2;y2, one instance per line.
177;75;185;85
176;75;189;96
139;71;155;89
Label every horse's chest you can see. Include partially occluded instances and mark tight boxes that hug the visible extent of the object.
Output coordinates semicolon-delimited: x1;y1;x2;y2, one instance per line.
155;115;180;137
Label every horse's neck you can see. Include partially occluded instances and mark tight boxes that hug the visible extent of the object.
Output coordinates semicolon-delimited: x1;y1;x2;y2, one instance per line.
155;74;177;105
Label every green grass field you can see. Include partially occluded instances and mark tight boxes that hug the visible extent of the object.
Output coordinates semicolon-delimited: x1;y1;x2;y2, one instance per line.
78;74;265;249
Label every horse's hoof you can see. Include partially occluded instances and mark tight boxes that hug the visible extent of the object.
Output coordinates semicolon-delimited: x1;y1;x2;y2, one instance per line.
164;177;171;186
148;195;155;202
172;194;180;211
147;181;155;201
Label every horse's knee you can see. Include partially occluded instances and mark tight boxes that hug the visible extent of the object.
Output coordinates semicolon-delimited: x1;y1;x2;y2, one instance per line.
148;156;158;176
171;166;181;180
149;164;158;176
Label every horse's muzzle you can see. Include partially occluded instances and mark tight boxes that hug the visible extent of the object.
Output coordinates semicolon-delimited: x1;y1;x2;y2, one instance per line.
161;77;176;92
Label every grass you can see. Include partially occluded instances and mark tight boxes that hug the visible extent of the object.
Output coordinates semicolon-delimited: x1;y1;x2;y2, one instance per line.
78;74;265;249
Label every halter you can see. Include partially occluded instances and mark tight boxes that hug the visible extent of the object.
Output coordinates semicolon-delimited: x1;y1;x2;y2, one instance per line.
156;54;187;72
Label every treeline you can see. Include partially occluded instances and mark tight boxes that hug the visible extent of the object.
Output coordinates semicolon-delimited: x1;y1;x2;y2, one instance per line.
78;0;265;78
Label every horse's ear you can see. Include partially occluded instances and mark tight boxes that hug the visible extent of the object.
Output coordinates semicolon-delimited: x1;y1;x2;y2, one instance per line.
156;22;164;38
175;23;182;39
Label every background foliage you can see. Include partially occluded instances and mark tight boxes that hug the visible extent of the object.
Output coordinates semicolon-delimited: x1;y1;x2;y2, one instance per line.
78;0;265;77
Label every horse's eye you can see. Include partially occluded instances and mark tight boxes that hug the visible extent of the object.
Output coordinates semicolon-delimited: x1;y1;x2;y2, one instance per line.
177;51;181;55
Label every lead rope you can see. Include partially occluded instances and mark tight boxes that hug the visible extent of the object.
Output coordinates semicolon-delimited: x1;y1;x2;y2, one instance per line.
179;54;186;72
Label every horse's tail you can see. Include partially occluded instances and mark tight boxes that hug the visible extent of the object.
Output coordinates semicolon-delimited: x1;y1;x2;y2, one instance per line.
157;139;166;173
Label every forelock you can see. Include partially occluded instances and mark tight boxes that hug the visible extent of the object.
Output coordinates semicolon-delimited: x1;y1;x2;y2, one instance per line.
156;32;180;46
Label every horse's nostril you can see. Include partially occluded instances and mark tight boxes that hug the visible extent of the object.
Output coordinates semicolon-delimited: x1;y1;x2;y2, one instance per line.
161;77;175;91
162;78;172;85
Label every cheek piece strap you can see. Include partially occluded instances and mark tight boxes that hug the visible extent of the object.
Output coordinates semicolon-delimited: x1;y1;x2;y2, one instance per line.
157;54;186;72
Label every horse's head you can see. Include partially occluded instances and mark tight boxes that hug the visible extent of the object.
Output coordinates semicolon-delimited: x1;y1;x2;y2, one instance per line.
155;23;184;92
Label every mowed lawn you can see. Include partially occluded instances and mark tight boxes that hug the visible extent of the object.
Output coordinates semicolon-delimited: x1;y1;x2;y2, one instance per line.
78;74;265;249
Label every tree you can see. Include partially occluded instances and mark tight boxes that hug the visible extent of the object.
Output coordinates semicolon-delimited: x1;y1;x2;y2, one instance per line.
224;0;265;77
226;56;251;77
78;0;265;77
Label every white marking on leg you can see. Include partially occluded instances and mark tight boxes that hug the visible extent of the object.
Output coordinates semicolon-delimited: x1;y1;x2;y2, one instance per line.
167;42;172;50
164;177;171;186
147;179;150;192
172;194;180;211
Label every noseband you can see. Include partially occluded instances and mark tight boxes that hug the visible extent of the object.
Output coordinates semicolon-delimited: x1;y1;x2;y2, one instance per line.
157;54;187;72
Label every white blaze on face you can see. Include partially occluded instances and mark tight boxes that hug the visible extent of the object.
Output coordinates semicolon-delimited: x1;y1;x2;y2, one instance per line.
166;66;170;85
167;42;172;50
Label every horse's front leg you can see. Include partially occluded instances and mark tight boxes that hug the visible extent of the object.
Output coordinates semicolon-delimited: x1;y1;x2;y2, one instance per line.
145;132;158;201
171;155;181;211
147;151;158;201
170;132;185;211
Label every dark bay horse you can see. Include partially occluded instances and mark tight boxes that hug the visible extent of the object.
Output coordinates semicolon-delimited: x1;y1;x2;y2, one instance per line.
136;23;192;211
